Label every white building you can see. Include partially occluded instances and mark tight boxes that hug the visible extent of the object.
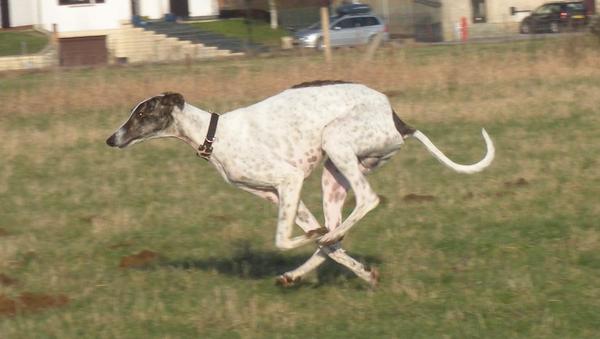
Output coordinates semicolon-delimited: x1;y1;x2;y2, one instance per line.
134;0;219;19
0;0;224;67
0;0;219;31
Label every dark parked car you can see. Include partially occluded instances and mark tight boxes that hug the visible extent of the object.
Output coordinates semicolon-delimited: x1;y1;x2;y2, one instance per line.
520;1;588;34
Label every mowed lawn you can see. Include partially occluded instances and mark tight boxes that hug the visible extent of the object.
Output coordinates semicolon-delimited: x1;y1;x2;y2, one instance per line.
0;38;599;338
0;30;49;56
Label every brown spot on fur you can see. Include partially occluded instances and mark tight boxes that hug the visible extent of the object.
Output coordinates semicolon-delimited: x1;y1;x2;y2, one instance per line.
306;228;328;238
328;191;340;203
403;193;435;202
119;250;161;269
392;110;415;137
297;211;310;223
291;80;352;89
0;293;69;317
308;156;318;163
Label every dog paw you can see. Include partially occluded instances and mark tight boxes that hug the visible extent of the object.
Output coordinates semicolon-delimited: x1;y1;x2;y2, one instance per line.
275;274;300;287
367;267;380;288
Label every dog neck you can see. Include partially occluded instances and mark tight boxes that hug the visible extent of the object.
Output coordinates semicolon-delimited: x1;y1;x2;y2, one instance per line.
173;103;217;150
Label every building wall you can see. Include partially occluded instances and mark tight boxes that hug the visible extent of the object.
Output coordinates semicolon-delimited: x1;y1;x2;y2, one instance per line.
441;0;553;41
38;0;131;33
360;0;414;36
189;0;219;17
139;0;169;19
8;0;36;27
486;0;546;23
138;0;219;19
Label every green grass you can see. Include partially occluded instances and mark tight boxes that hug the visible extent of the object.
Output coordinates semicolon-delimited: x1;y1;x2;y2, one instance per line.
0;30;49;56
189;19;291;46
0;38;600;337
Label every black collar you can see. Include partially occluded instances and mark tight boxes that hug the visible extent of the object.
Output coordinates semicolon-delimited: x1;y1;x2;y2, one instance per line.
197;113;219;160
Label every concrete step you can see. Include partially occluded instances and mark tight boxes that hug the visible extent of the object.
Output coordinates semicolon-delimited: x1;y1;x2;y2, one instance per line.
142;21;267;54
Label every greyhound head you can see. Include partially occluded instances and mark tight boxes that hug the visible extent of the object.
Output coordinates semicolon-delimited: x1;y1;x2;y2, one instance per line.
106;92;184;148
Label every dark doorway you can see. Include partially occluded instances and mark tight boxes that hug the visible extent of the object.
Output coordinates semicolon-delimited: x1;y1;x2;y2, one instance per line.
59;36;108;67
169;0;189;18
131;0;139;17
471;0;487;23
1;0;10;29
584;0;596;14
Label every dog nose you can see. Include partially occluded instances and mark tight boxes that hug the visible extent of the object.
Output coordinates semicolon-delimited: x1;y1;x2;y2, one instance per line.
106;134;117;147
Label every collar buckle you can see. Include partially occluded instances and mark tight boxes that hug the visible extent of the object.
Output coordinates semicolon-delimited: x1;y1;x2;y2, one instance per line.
197;113;219;160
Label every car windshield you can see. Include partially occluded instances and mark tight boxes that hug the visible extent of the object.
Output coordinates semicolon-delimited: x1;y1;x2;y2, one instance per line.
533;5;549;14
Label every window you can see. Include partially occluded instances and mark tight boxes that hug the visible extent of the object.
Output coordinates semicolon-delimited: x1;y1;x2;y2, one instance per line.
566;3;585;12
471;0;487;23
359;17;380;27
59;0;104;5
334;18;355;29
533;5;552;14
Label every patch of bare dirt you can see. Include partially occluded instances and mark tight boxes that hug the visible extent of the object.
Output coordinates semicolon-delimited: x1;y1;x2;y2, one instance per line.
119;250;161;269
108;241;134;249
0;228;8;237
208;214;235;223
0;293;69;317
403;193;436;203
378;195;389;206
0;274;17;286
504;178;529;188
463;192;475;200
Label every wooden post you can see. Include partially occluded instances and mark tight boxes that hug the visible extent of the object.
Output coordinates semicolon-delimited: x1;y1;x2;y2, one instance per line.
320;5;332;62
269;0;278;29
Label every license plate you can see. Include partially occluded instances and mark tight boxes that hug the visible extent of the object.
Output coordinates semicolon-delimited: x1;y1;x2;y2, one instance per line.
572;15;584;19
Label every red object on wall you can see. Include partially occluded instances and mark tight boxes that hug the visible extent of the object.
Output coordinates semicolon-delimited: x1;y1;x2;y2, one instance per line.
461;16;468;42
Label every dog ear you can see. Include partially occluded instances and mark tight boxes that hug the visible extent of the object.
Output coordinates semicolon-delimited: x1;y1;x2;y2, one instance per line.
161;92;185;110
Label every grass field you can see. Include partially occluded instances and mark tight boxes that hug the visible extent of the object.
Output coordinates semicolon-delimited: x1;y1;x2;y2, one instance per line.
1;37;600;338
0;30;49;57
190;19;290;47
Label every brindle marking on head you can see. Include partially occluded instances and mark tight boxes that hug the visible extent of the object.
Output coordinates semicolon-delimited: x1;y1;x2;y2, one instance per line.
116;92;184;147
291;80;352;89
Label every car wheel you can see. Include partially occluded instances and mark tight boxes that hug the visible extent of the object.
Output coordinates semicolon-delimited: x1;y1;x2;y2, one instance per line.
520;22;532;34
550;22;560;33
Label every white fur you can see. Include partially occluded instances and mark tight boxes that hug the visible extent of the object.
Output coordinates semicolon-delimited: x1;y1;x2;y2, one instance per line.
116;83;494;286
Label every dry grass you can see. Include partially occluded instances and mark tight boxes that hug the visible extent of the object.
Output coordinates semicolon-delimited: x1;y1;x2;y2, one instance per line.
0;36;599;338
2;37;599;123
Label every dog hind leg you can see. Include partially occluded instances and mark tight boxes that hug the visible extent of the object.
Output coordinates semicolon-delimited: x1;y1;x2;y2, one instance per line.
318;122;380;246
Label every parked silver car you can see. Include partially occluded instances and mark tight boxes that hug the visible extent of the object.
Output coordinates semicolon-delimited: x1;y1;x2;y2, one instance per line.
294;13;389;49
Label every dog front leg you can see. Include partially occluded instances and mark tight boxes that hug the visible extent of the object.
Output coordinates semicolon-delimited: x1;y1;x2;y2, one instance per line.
274;171;315;250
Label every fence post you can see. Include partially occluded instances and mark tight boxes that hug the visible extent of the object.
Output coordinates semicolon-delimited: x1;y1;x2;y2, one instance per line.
320;4;332;62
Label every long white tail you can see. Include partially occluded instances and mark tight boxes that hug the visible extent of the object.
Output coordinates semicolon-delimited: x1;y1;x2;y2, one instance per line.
412;128;495;174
